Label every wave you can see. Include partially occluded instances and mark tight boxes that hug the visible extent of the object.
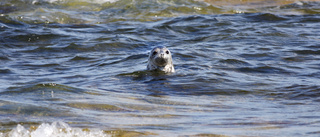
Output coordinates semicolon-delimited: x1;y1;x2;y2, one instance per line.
2;0;320;25
2;121;108;137
1;121;156;137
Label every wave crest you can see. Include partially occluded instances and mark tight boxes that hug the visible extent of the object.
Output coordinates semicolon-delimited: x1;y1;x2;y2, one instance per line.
5;122;108;137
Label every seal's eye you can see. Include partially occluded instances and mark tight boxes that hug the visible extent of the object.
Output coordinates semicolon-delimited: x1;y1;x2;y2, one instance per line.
166;51;169;54
152;51;157;55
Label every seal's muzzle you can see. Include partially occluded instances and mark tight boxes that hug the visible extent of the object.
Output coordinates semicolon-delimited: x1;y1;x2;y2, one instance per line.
155;57;167;66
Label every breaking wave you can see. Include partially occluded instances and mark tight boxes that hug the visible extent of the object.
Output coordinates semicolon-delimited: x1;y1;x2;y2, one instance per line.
2;122;109;137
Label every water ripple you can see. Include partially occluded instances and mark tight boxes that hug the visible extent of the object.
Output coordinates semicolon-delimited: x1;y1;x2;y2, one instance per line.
1;0;320;136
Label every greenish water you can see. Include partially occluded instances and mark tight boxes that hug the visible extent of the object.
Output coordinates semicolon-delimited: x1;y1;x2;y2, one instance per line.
1;0;320;136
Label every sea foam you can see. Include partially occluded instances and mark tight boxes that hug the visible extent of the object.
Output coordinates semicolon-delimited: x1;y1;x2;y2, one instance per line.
4;122;109;137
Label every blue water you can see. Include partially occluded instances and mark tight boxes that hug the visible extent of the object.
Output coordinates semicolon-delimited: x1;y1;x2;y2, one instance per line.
1;0;320;136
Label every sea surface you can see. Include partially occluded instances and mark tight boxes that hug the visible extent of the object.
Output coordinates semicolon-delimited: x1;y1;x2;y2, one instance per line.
1;0;320;136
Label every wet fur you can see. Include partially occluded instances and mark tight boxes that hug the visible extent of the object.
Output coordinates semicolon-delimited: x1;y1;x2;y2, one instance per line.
147;46;175;73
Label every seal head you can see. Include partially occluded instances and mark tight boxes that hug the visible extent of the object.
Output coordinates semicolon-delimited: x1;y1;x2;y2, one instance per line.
147;46;175;73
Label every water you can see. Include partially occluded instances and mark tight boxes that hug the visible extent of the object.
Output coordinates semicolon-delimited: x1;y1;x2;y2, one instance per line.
1;0;320;136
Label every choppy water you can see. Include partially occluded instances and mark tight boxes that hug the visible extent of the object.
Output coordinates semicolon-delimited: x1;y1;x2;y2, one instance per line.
1;0;320;136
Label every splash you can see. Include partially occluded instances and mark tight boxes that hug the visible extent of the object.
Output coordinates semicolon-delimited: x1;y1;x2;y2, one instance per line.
4;122;109;137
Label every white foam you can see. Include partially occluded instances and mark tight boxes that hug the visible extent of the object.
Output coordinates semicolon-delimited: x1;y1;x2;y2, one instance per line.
4;122;110;137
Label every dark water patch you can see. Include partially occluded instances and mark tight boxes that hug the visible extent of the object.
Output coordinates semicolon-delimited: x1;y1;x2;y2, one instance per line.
213;17;234;27
219;28;237;34
261;31;290;37
191;77;233;84
308;131;320;135
274;84;320;101
177;64;205;71
69;55;96;61
0;54;11;61
218;59;251;67
306;44;320;49
303;72;320;79
2;30;63;45
156;15;217;34
245;13;289;22
308;63;320;69
0;69;13;74
282;56;306;62
240;53;277;61
66;54;105;67
175;52;197;60
99;54;146;67
22;43;102;53
287;85;320;100
2;83;87;95
237;66;291;74
22;63;61;68
198;33;233;42
101;40;147;51
292;49;320;55
297;15;320;23
256;47;272;51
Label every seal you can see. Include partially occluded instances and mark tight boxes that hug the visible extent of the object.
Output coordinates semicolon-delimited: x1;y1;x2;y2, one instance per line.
147;46;175;73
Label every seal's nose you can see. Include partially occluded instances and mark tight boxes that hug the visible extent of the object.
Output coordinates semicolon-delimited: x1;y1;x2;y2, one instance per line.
160;53;164;57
